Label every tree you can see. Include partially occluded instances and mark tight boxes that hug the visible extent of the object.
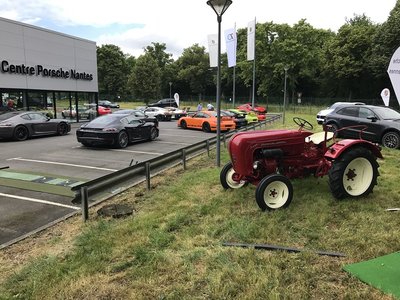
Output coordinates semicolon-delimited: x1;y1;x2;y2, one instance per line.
144;43;176;97
175;44;214;100
370;0;400;88
97;44;130;100
130;54;161;102
321;15;378;99
233;21;332;102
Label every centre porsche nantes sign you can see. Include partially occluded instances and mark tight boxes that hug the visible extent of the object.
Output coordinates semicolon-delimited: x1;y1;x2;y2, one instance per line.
1;60;93;81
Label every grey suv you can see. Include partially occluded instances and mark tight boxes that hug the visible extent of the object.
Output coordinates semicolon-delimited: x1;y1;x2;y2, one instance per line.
324;104;400;149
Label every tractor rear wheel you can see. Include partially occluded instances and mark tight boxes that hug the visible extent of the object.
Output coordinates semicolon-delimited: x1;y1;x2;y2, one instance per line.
255;174;293;211
328;146;379;199
220;162;247;189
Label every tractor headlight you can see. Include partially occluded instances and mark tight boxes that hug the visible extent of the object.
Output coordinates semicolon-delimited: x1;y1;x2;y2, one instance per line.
253;161;261;169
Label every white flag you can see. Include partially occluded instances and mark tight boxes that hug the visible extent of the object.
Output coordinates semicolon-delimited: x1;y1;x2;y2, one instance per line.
387;46;400;107
207;34;218;68
247;19;256;61
224;27;237;68
174;93;180;107
380;88;390;106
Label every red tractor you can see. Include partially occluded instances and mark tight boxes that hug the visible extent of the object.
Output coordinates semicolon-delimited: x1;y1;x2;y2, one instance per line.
220;117;383;211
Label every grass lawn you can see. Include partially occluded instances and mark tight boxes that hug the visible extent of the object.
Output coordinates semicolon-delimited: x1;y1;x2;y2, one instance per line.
0;112;399;299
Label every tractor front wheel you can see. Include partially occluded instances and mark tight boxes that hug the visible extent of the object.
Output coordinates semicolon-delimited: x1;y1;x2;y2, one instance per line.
328;146;379;199
255;174;293;211
220;162;247;189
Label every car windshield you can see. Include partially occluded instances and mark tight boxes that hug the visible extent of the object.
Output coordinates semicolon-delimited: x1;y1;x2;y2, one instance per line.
87;114;121;125
373;107;400;120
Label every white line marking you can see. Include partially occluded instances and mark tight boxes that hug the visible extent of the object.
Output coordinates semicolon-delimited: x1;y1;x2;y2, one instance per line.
161;133;210;138
111;149;163;155
155;141;192;146
6;158;117;172
0;193;79;210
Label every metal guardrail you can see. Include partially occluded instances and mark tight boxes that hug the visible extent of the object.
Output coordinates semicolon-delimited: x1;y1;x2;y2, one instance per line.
71;114;282;219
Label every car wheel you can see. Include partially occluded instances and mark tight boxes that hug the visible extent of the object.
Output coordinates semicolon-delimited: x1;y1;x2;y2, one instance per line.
202;122;211;132
255;174;293;211
115;130;129;148
326;123;339;138
57;122;68;135
14;125;29;141
220;162;247;189
328;146;379;199
180;120;187;129
382;131;400;149
149;127;158;141
156;115;163;121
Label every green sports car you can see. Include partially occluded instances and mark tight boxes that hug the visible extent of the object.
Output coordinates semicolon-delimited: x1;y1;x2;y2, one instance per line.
228;109;258;124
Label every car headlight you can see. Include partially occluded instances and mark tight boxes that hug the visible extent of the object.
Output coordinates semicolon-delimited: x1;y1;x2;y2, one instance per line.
253;161;261;169
0;122;12;127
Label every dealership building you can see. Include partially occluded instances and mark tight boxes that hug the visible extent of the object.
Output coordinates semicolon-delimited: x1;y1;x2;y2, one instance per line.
0;17;98;121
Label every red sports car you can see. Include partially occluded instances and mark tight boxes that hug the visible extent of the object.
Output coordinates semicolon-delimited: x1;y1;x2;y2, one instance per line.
98;105;112;115
237;103;267;114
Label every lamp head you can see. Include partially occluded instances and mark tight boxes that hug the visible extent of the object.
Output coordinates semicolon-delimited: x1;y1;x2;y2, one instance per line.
207;0;232;16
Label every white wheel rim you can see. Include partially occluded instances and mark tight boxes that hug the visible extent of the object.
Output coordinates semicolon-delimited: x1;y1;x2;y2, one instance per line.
263;181;289;209
342;157;373;196
226;168;245;189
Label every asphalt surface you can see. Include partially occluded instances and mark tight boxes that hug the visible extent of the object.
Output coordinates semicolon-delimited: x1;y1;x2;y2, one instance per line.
0;120;217;248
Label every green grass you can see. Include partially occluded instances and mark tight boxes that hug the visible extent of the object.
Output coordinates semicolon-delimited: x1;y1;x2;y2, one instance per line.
0;112;398;299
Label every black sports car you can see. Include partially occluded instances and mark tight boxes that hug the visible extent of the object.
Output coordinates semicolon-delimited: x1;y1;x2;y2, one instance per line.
76;113;159;148
221;110;248;128
0;111;71;141
148;98;178;108
324;104;400;149
113;109;159;126
98;100;120;108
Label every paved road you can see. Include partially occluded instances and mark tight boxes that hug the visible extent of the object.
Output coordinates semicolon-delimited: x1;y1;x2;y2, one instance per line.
1;121;213;179
0;120;217;247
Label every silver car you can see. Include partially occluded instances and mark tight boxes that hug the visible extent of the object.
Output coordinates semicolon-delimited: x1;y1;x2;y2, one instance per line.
0;111;71;141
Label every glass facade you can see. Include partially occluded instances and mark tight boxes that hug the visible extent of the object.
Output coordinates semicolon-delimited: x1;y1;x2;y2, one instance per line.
0;89;97;122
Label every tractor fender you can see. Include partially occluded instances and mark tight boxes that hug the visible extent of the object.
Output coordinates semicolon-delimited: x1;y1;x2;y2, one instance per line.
324;139;383;160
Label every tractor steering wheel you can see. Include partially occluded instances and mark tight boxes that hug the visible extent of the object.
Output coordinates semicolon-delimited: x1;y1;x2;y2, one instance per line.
293;117;313;131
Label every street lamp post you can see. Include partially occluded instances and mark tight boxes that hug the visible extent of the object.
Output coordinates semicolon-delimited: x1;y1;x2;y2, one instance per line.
169;82;172;98
283;66;289;125
207;0;232;167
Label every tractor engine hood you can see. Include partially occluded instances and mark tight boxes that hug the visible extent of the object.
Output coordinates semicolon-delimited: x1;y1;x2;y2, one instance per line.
228;129;312;175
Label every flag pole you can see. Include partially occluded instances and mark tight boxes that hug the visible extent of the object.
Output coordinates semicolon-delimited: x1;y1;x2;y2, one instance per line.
251;17;256;107
232;22;236;108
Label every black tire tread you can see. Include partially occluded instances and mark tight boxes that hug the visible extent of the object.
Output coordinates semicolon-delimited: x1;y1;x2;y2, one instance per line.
255;174;293;211
328;146;379;199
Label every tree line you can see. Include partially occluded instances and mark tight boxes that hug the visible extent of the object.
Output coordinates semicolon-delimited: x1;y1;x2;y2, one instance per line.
97;1;400;107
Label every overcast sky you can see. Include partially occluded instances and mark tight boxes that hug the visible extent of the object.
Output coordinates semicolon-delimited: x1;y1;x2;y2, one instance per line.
0;0;397;59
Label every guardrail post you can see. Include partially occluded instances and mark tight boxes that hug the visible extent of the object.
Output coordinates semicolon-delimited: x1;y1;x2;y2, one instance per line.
81;186;89;222
206;140;210;156
145;162;151;190
182;149;187;170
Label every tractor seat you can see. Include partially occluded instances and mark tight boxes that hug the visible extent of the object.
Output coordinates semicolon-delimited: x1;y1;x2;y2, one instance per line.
305;131;334;144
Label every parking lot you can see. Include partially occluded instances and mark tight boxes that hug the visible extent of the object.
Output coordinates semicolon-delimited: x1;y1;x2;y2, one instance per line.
0;120;216;247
